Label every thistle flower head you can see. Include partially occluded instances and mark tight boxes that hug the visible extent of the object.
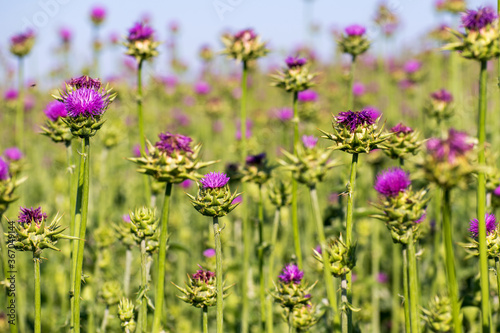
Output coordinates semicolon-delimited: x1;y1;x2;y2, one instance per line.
127;22;154;42
155;132;193;156
194;81;211;95
374;167;411;197
285;56;307;69
18;206;47;226
302;135;318;149
426;129;474;163
246;153;266;166
234;28;256;41
90;6;106;25
279;264;304;284
431;89;453;103
69;75;102;90
192;267;216;283
199;172;230;189
276;107;293;122
0;157;9;181
391;123;413;135
65;87;108;118
404;59;421;74
494;185;500;197
5;88;18;101
345;24;366;36
297;89;318;103
44;100;67;121
10;30;35;57
59;27;72;43
337;109;377;132
462;7;497;31
203;248;216;258
469;213;497;239
11;30;35;45
4;147;23;161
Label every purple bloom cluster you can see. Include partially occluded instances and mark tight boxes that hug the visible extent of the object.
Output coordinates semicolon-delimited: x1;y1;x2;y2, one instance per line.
192;267;216;283
65;88;108;118
200;172;230;189
278;264;304;284
302;135;318;149
352;82;365;97
391;123;413;135
203;248;216;258
4;88;18;101
426;129;473;163
194;81;211;95
337;109;378;132
90;6;106;23
44;100;67;122
276;107;293;122
0;157;9;181
69;75;102;90
345;24;366;36
155;132;193;155
469;213;497;239
59;27;72;43
234;28;256;41
246;152;266;166
285;56;307;69
404;60;421;74
462;7;497;31
374;167;411;197
4;147;22;161
431;89;453;103
297;89;318;102
18;207;47;226
10;30;34;45
127;22;154;42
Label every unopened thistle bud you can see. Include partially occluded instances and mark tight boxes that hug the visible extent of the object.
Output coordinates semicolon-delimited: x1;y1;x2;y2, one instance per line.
424;89;454;122
313;234;356;277
99;281;123;306
268;179;292;208
337;24;370;59
271;56;317;93
382;123;422;160
422;295;454;333
10;30;35;58
271;264;316;310
118;298;136;332
292;303;320;332
241;153;274;185
124;22;159;63
221;28;269;63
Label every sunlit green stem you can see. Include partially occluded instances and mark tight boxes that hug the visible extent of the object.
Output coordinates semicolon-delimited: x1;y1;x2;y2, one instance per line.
100;307;109;333
152;182;172;333
137;59;151;204
291;91;303;268
0;220;18;333
123;248;132;298
347;56;356;110
140;240;148;333
288;310;294;333
371;220;380;333
213;216;224;333
202;306;208;333
477;59;491;333
266;207;281;333
341;274;350;333
402;246;411;333
408;233;420;333
258;184;266;328
34;258;41;333
391;244;401;333
15;57;24;149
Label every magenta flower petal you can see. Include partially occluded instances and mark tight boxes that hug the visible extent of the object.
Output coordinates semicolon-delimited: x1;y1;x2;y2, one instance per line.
469;213;497;239
374;167;411;197
200;172;230;189
278;264;304;284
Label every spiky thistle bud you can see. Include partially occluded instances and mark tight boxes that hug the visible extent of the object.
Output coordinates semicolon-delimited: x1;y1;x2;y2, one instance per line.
99;281;123;306
271;264;316;310
128;207;160;253
337;25;370;59
292;303;320;332
241;153;274;185
0;158;26;215
313;234;357;277
424;89;454;122
124;22;160;63
221;29;269;63
422;295;454;332
382;123;422;160
271;56;317;93
268;179;292;208
40;100;72;144
118;298;136;332
461;214;500;259
10;30;35;58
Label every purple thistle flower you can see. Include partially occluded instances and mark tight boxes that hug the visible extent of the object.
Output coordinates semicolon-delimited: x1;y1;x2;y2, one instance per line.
246;153;266;166
462;7;497;31
10;30;35;45
203;248;216;258
18;207;47;226
377;272;389;284
494;185;500;197
302;135;318;149
426;129;473;163
285;56;307;69
403;60;421;74
374;167;411;197
192;267;216;283
352;82;365;97
200;172;230;189
179;179;193;189
232;196;242;204
122;214;131;223
59;27;72;43
345;24;366;36
68;75;102;90
44;100;67;122
314;245;322;254
431;89;453;103
469;213;497;239
0;157;9;181
127;22;154;42
234;28;256;40
278;264;304;284
391;123;413;135
337;109;378;132
4;88;18;101
90;6;106;24
4;147;23;161
64;88;108;118
155;132;193;155
276;107;293;122
297;89;318;102
194;81;211;95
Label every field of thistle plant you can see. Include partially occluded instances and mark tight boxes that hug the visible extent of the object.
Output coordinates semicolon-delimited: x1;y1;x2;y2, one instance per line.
4;1;500;332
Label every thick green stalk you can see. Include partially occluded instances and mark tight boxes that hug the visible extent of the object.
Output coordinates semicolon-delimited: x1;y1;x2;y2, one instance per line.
266;208;281;333
100;307;109;333
341;275;349;333
73;137;91;333
407;233;420;333
123;248;133;297
371;220;380;333
258;184;266;328
152;182;172;333
92;25;99;76
137;59;151;204
477;59;490;332
70;140;80;333
15;57;24;150
288;310;294;333
310;186;338;321
34;258;41;333
496;258;500;319
0;220;18;333
402;246;411;333
442;188;462;332
291;91;303;268
202;306;208;333
391;244;401;333
140;240;148;333
213;217;224;333
347;56;356;110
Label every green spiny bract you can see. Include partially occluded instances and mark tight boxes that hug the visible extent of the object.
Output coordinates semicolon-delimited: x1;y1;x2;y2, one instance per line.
371;188;429;244
321;116;391;155
314;234;356;277
118;298;136;332
128;140;216;184
40;117;73;144
270;65;317;93
172;273;231;308
278;145;339;188
460;229;500;259
99;281;123;306
128;207;160;253
422;295;454;332
241;157;275;185
124;39;160;63
291;303;320;332
268;179;292;208
220;31;269;63
381;129;422;160
0;176;26;215
424;98;454;123
443;23;500;61
271;280;317;310
337;34;370;59
187;184;240;218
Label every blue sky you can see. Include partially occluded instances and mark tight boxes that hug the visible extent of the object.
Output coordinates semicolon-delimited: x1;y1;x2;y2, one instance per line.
0;0;492;85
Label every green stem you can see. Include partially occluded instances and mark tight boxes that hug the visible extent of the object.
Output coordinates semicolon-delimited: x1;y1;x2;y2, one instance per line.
310;186;338;321
391;244;401;333
100;307;109;333
213;216;224;333
92;25;99;77
0;220;18;333
407;233;420;333
266;208;281;333
477;59;491;332
123;248;132;298
69;140;78;333
442;188;462;333
140;240;148;333
258;184;266;329
347;56;356;110
288;310;294;333
137;59;151;204
34;258;41;333
202;306;208;333
73;137;91;333
15;57;24;150
341;275;349;333
371;219;380;333
291;91;303;268
402;246;411;333
152;182;172;333
496;258;500;319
